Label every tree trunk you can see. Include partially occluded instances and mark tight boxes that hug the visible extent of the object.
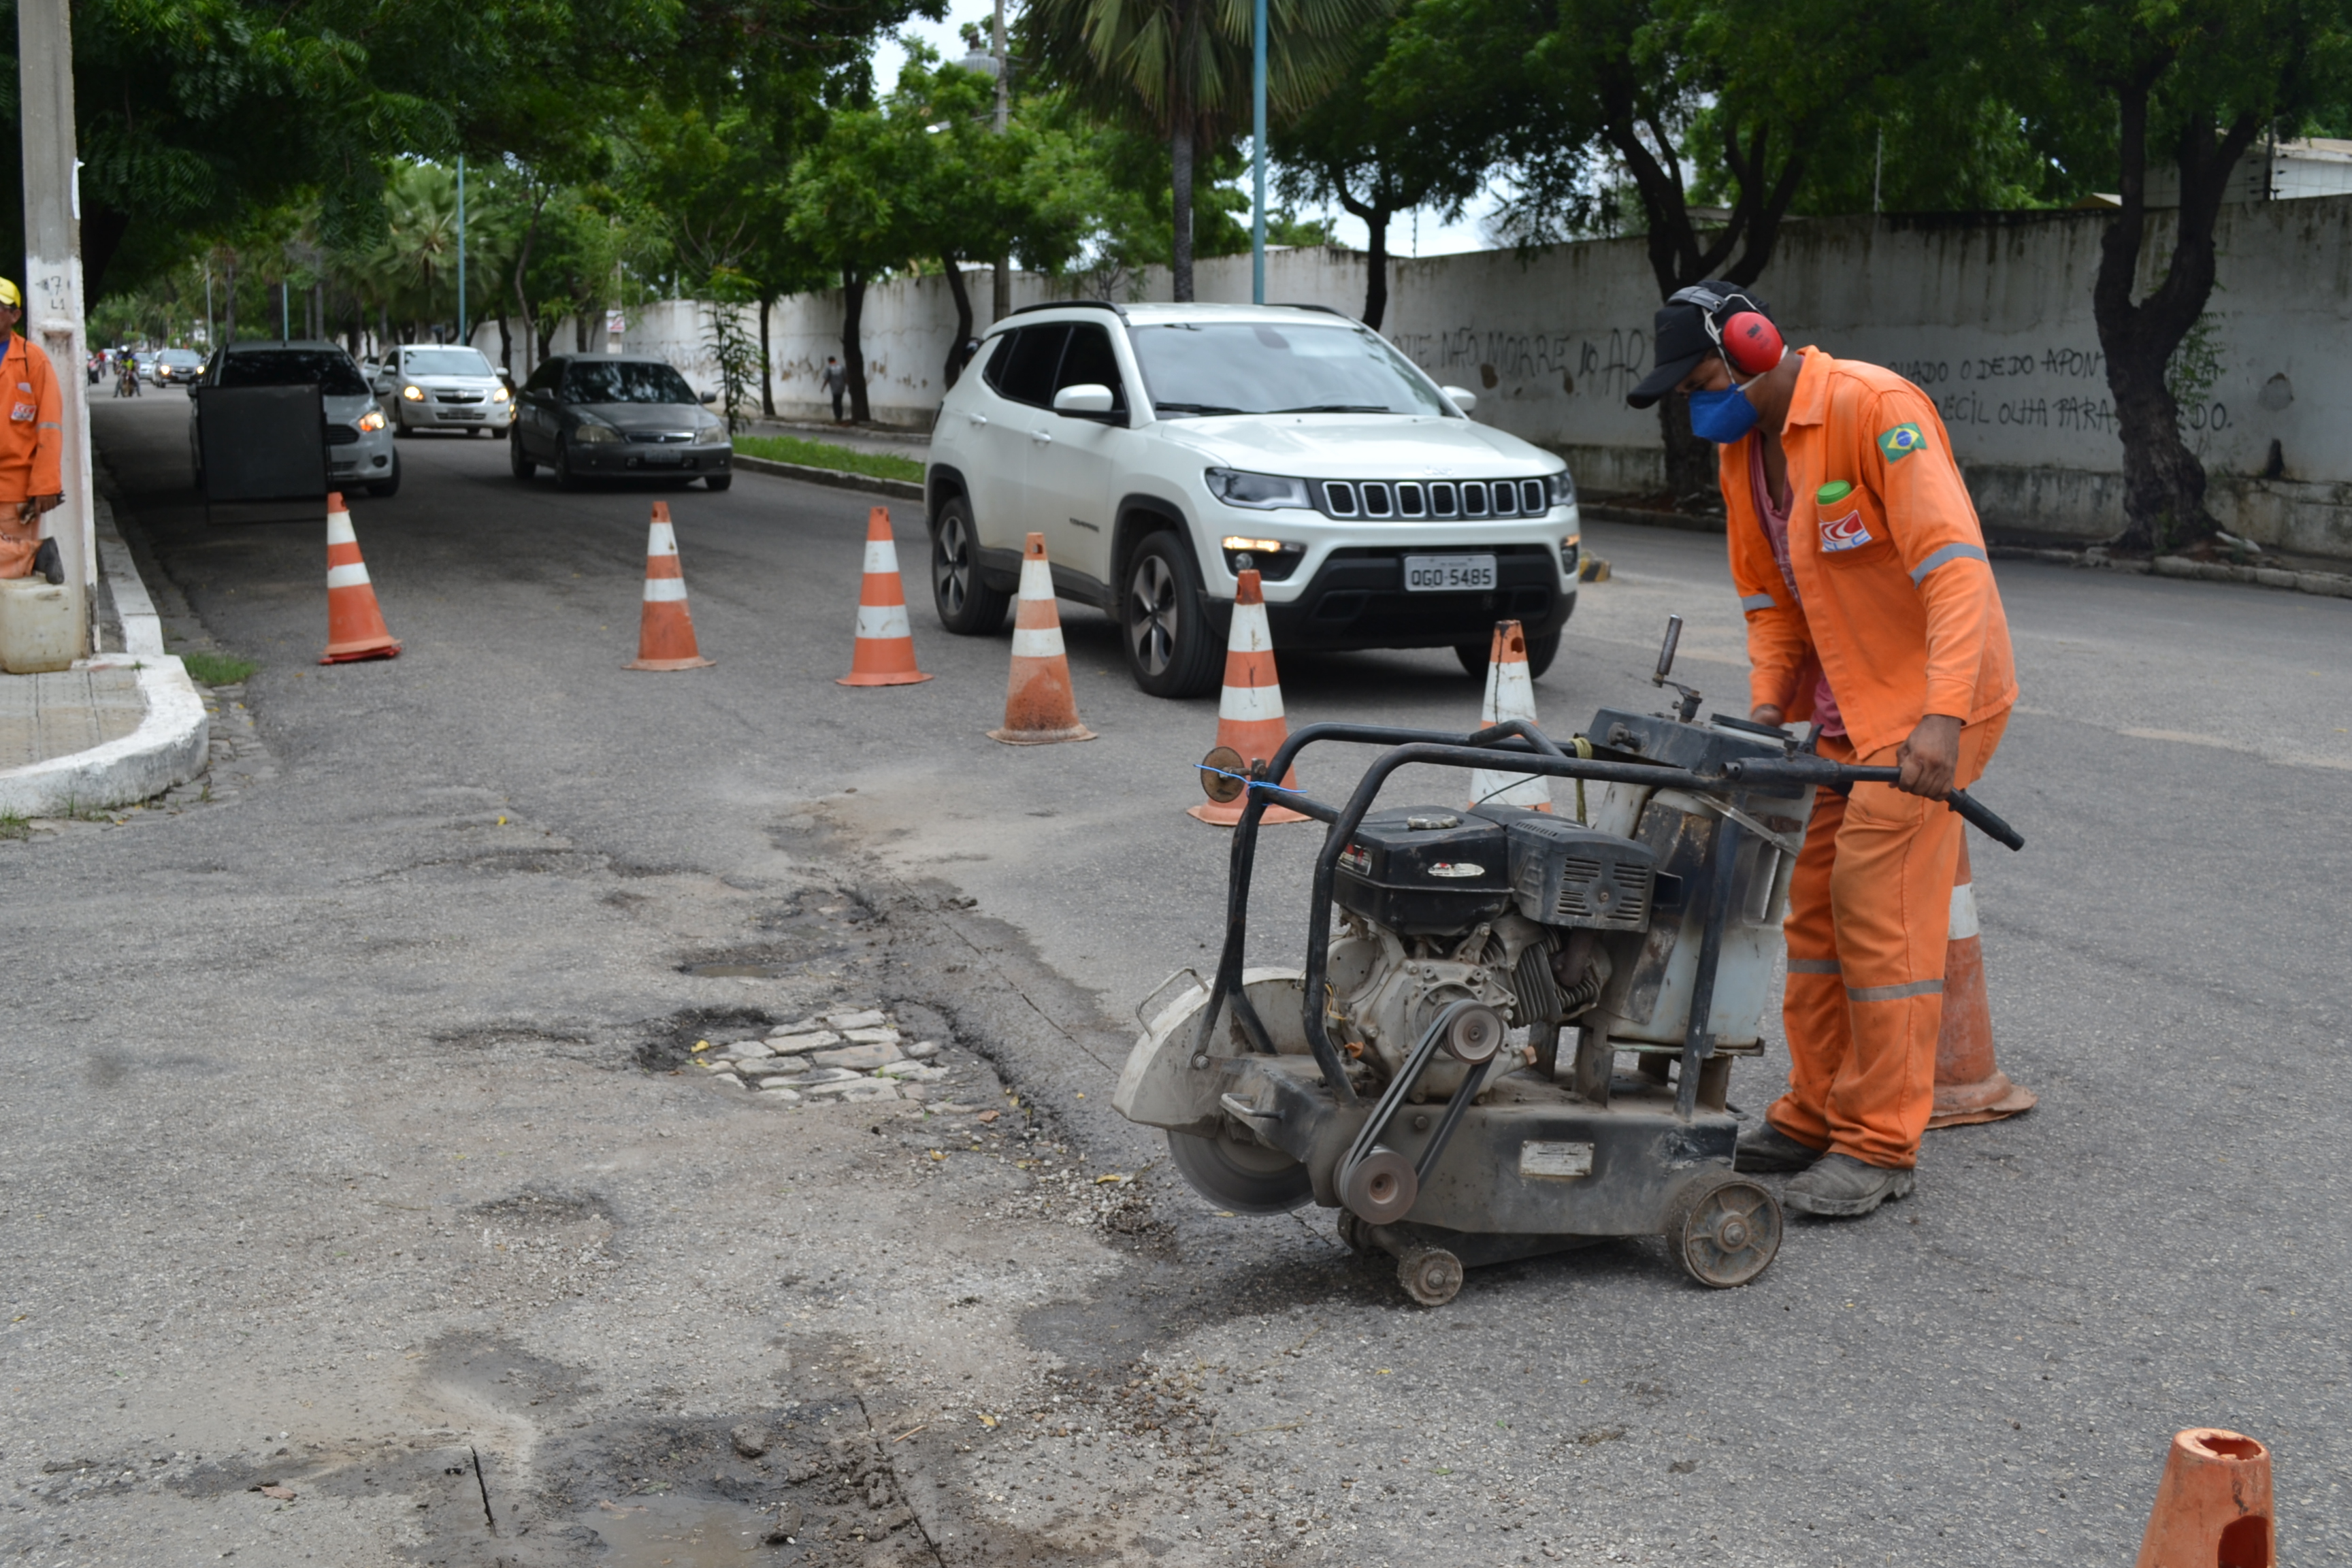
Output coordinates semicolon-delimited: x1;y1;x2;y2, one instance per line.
759;296;776;416
2093;85;2259;555
223;261;239;346
841;267;870;423
510;186;550;376
575;306;590;353
1171;110;1196;302
496;312;511;377
941;255;975;387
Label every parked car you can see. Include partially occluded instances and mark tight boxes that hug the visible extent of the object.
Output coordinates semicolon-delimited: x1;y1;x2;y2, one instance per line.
508;354;732;491
189;340;398;497
373;344;514;437
924;301;1580;697
152;348;206;389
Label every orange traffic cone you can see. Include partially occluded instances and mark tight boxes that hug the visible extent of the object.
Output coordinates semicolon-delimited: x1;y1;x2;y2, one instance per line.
987;532;1094;745
625;502;715;671
1467;619;1552;813
838;506;932;687
321;492;401;664
2135;1429;2274;1568
1188;568;1306;826
1929;838;2037;1128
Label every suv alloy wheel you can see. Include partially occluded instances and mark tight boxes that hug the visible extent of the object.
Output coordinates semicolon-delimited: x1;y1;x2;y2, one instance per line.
930;495;1011;634
1122;532;1221;698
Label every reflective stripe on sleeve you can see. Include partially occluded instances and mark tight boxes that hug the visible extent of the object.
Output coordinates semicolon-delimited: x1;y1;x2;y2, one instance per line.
1908;542;1989;585
1740;592;1778;612
1786;958;1842;975
1846;978;1944;1002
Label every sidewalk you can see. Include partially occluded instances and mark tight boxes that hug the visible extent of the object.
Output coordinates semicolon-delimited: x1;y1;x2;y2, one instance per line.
0;491;209;817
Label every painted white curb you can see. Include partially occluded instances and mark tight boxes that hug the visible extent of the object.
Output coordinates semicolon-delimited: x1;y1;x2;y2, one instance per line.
0;500;210;815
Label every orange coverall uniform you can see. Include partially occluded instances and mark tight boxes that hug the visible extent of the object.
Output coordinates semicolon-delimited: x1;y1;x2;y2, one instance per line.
0;332;65;578
1725;346;2017;1169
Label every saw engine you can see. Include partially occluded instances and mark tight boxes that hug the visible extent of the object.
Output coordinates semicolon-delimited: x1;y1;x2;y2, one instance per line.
1116;623;2025;1305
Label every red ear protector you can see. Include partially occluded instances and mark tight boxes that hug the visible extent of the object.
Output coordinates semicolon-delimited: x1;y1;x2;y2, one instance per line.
1667;284;1786;377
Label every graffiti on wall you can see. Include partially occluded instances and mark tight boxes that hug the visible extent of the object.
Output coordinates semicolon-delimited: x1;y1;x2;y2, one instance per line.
1388;328;1652;400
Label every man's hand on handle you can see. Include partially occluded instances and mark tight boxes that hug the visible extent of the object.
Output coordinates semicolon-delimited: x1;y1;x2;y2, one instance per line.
1896;714;1963;799
16;493;60;526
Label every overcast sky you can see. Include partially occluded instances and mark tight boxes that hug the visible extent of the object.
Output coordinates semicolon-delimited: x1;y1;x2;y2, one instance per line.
870;14;1503;258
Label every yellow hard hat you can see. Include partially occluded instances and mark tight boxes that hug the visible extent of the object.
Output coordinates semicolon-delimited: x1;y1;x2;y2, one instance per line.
0;278;19;308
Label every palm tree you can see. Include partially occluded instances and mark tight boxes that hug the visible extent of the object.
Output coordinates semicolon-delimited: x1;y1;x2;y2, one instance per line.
1027;0;1388;300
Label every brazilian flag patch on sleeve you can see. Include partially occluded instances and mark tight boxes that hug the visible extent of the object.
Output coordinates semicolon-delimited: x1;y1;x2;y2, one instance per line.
1877;422;1928;462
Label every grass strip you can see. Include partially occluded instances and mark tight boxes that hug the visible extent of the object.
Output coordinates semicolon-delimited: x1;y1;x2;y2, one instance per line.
733;433;924;485
181;651;258;686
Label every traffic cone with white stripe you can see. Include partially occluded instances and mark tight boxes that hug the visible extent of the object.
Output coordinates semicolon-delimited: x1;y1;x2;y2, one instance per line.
625;502;715;671
987;532;1094;744
1466;619;1551;813
1188;568;1307;826
320;492;401;664
837;506;932;687
1929;839;2036;1127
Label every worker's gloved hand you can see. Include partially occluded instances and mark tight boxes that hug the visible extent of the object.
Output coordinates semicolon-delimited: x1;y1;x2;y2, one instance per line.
1895;714;1963;798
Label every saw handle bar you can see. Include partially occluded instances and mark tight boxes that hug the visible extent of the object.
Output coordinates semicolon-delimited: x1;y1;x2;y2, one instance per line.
1719;757;2025;851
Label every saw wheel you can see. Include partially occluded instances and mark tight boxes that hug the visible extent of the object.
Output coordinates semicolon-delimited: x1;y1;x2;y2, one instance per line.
1167;1127;1314;1215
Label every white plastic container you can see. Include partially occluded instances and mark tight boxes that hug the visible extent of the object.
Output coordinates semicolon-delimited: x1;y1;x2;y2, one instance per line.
0;576;78;673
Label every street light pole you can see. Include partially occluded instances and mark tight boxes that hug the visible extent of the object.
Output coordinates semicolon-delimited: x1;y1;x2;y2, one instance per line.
1252;0;1267;304
990;0;1011;325
16;0;93;643
457;153;468;348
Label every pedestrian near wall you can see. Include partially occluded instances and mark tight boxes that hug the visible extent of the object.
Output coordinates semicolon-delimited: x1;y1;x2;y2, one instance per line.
1626;281;2016;1218
0;278;66;584
821;356;849;423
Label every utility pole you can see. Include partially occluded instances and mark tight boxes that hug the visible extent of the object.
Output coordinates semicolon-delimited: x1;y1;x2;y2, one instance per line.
17;0;93;643
456;154;468;348
1251;0;1267;304
204;266;214;349
990;0;1011;325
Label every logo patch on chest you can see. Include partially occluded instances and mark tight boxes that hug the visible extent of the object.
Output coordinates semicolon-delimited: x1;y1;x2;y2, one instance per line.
1819;510;1873;552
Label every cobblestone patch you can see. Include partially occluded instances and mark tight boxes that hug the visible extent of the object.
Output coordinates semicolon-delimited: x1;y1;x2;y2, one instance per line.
687;1005;963;1107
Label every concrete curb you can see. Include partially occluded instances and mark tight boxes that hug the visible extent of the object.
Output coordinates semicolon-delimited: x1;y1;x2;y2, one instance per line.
0;500;210;816
1987;544;2352;600
733;453;925;502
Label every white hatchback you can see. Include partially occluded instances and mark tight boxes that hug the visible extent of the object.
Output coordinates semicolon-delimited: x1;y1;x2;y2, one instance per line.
924;301;1580;697
374;344;514;437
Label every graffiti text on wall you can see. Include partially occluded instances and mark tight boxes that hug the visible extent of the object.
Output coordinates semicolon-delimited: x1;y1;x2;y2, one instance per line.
1388;328;1651;399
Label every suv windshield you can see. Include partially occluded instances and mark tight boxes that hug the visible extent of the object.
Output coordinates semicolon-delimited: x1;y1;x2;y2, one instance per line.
216;349;370;397
160;350;203;367
562;361;697;405
402;348;494;378
1128;321;1448;417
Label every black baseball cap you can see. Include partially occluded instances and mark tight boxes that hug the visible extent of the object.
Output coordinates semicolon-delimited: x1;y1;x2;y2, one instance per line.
1626;281;1771;408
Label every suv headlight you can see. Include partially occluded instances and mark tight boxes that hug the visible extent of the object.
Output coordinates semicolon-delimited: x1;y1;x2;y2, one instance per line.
400;384;425;402
1205;468;1311;510
572;418;621;444
491;385;510;403
357;408;388;432
1545;468;1575;508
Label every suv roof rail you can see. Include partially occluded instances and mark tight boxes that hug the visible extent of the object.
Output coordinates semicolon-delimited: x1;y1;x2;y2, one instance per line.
1271;302;1359;320
1010;299;1130;321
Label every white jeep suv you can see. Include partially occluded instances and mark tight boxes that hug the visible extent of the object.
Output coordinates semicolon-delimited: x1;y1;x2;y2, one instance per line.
924;301;1581;697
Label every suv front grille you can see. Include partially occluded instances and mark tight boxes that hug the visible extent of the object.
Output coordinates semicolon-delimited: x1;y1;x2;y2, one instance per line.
1314;478;1548;521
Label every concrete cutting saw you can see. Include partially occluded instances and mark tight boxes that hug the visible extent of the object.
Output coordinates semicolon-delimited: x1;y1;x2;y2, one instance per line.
1115;617;2023;1305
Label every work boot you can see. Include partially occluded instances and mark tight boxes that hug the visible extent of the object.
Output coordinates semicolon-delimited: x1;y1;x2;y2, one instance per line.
31;538;61;585
1782;1153;1915;1218
1733;1122;1825;1173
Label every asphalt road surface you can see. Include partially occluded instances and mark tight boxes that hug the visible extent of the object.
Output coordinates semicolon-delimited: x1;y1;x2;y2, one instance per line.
7;397;2348;1567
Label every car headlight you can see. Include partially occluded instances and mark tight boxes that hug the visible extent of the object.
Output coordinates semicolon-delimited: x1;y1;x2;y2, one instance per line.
357;408;388;432
1545;468;1575;508
400;384;425;402
572;419;621;444
1205;468;1311;510
491;385;510;402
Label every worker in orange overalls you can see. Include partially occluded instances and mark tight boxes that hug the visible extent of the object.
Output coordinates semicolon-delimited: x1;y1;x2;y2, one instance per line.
0;277;65;583
1627;282;2016;1218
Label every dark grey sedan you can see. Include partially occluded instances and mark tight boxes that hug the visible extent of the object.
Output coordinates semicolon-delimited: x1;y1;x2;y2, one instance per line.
508;354;733;491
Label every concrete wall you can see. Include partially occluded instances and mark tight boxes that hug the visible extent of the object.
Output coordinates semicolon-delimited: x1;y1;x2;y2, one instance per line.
492;197;2352;559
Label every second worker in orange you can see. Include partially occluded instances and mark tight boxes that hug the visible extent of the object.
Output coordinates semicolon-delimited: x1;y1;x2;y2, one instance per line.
1627;282;2017;1218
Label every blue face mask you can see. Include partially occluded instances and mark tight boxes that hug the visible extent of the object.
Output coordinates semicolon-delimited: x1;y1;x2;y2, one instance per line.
1687;382;1761;444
